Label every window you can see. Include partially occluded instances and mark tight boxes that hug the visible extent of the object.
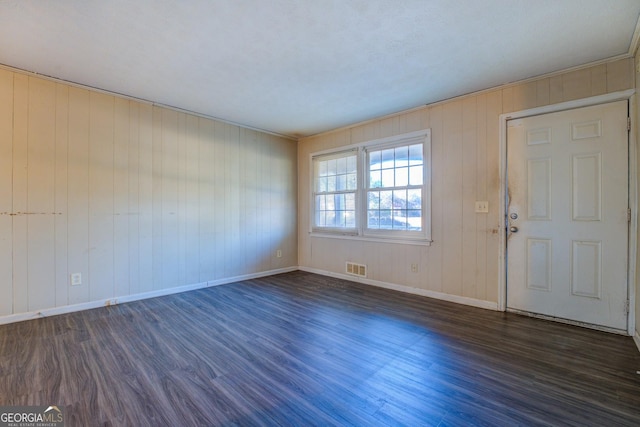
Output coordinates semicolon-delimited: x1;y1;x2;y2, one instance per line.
312;150;358;232
311;130;431;244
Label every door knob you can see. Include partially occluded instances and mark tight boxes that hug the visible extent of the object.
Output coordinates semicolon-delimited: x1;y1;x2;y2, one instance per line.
510;226;518;232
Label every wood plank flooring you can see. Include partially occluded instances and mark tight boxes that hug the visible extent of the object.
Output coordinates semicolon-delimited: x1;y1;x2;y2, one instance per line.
1;270;639;426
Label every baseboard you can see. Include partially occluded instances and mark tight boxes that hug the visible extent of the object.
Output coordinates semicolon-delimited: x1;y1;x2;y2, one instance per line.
634;330;640;353
0;266;298;325
299;266;499;311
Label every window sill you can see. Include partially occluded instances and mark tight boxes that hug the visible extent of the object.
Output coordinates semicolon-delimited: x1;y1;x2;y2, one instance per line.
309;231;432;246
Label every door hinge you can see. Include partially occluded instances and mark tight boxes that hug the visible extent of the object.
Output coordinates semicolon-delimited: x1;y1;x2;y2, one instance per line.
624;299;630;314
628;208;632;223
628;117;631;132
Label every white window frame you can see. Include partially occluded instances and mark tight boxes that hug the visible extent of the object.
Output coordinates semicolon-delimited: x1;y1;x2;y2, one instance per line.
310;129;431;246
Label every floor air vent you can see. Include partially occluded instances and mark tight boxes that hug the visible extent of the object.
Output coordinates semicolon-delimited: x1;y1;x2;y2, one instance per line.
346;262;367;277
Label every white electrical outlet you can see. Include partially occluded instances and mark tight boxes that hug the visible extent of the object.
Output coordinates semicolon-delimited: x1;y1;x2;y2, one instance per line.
411;263;418;273
70;273;82;286
276;249;282;258
475;201;489;213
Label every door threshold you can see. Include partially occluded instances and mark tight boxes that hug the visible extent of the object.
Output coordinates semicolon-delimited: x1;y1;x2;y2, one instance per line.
506;308;628;335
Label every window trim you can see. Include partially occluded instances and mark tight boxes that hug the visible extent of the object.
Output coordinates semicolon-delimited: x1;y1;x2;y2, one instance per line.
309;129;432;245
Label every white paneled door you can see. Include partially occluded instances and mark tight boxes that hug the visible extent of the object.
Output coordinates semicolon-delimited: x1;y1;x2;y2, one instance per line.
506;101;629;331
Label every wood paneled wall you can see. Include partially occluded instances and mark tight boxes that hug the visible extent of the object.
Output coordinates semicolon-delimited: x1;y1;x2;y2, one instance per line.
635;53;640;339
298;58;635;306
0;68;297;319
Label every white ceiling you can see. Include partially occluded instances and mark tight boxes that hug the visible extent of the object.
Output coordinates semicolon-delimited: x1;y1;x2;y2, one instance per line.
1;1;639;138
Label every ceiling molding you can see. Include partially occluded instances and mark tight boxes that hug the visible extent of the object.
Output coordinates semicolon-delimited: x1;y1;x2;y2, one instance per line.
0;62;298;142
302;54;636;141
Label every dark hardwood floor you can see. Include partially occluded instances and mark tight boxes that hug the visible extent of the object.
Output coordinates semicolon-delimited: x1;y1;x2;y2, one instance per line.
1;270;639;426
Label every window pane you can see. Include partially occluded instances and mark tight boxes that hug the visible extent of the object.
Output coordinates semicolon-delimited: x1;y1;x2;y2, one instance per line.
327;159;337;175
370;170;381;188
325;211;336;227
347;173;357;189
407;210;422;230
393;189;407;209
381;168;394;187
327;175;336;192
409;165;423;186
407;188;421;209
380;191;392;209
395;167;408;187
369;151;381;169
392;210;407;229
318;160;328;176
345;193;356;210
379;210;393;229
368;191;380;209
337;174;346;190
345;211;356;228
368;211;380;228
316;176;326;192
347;155;357;173
336;156;347;174
409;144;423;163
381;149;394;167
395;146;409;167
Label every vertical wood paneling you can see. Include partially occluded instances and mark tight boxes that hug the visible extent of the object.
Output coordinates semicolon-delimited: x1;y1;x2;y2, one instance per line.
484;90;503;303
12;74;29;313
184;114;200;284
257;132;271;272
67;87;90;305
427;105;443;293
1;69;297;321
225;124;241;277
243;129;259;272
511;81;537;111
128;103;141;295
137;104;153;293
88;92;115;301
177;112;187;286
549;75;564;104
54;84;69;308
562;68;592;101
461;97;477;299
27;77;57;311
441;100;464;296
113;98;130;297
590;64;607;96
475;93;488;301
535;79;550;107
606;58;633;93
151;106;163;290
161;109;179;289
198;118;215;282
0;69;13;315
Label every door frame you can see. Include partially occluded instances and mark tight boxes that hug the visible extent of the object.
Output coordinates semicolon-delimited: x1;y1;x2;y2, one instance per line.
498;89;637;335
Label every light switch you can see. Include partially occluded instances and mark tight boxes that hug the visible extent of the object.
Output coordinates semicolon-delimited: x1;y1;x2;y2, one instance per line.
475;201;489;213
